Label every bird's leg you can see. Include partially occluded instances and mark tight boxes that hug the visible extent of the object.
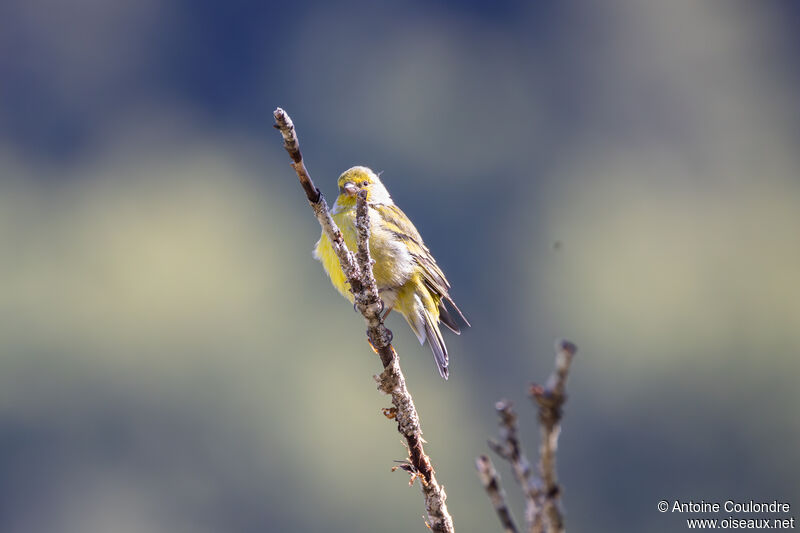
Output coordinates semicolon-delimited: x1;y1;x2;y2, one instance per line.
382;305;393;320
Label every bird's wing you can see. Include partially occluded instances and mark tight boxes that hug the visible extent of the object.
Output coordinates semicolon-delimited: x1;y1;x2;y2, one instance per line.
375;204;469;329
374;204;449;291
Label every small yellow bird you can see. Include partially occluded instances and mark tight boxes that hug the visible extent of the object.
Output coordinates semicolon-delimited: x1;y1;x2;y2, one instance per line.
314;166;469;379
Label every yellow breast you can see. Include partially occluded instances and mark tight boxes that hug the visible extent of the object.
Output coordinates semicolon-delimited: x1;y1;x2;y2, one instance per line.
314;210;356;302
313;207;414;302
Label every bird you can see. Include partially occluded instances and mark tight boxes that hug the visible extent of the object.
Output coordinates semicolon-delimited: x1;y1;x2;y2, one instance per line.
313;166;469;379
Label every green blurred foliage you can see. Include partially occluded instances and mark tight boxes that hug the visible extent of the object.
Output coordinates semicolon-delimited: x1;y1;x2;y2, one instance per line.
1;1;799;532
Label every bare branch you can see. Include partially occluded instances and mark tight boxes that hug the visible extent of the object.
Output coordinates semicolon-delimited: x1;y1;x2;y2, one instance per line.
273;108;320;203
274;107;454;533
480;340;577;533
354;190;391;363
273;109;361;290
476;455;520;533
354;190;452;532
529;340;577;533
487;400;543;532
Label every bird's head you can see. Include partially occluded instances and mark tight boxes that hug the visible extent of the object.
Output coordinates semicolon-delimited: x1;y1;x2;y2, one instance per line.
334;166;393;209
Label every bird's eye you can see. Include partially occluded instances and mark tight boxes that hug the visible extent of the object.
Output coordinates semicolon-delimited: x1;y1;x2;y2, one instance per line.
361;181;368;187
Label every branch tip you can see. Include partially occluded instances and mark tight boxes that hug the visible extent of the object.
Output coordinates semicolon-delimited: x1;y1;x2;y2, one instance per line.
556;339;577;356
273;107;320;203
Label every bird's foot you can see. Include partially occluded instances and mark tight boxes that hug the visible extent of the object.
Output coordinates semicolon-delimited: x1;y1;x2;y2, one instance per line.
366;327;393;352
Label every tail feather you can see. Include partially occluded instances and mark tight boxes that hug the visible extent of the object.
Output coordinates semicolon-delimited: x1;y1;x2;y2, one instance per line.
438;304;461;335
444;295;470;328
423;309;449;380
402;289;461;380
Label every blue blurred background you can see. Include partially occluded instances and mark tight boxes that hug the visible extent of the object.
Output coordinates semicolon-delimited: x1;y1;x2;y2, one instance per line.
2;1;799;531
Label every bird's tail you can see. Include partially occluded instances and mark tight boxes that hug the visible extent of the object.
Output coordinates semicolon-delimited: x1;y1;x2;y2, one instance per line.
402;290;451;380
423;307;449;380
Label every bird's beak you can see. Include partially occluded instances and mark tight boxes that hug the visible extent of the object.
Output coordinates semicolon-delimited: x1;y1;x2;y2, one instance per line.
343;182;358;197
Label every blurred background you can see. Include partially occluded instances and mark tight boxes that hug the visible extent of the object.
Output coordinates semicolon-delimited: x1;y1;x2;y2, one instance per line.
1;1;799;531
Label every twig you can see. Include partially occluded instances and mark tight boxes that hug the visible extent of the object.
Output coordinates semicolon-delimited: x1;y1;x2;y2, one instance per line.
274;107;454;533
476;455;520;533
353;189;387;351
487;400;542;532
481;340;577;533
273;109;320;203
529;340;577;533
273;109;362;290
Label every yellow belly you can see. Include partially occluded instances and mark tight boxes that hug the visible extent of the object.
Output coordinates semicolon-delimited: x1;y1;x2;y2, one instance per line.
313;208;414;302
314;227;353;302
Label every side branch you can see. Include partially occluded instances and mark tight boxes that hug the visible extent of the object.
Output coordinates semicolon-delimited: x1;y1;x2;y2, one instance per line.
476;455;520;533
487;400;542;531
356;191;452;532
481;340;577;533
529;340;577;533
354;190;392;366
274;107;453;533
